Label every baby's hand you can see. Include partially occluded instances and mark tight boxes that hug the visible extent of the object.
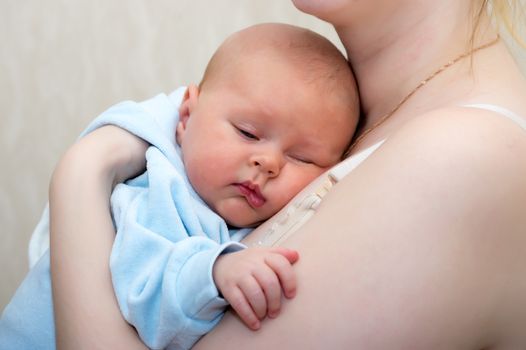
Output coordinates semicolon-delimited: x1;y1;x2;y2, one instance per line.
212;246;299;330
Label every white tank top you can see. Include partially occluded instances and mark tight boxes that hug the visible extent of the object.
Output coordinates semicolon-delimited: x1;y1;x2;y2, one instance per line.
464;103;526;130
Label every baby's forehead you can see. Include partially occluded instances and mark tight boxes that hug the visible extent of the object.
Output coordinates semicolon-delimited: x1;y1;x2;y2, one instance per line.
266;108;353;146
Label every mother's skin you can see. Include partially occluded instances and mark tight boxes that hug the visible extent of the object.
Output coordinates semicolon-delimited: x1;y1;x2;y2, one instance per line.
197;1;526;348
50;0;526;349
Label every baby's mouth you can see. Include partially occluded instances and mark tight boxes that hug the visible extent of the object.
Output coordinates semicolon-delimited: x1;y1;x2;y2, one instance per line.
235;182;266;208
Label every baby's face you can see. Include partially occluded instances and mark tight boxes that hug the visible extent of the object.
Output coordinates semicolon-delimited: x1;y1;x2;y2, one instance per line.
177;55;355;227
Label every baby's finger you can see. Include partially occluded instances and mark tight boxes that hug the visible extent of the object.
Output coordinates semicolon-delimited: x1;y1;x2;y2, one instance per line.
224;286;261;330
239;276;267;320
253;265;282;318
269;247;299;264
265;253;297;299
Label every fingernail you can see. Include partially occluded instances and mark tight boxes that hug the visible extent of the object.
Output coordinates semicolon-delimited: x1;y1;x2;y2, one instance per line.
268;310;279;318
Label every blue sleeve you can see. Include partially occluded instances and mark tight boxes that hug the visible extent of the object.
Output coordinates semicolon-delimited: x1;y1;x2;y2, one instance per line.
109;147;246;350
111;225;244;349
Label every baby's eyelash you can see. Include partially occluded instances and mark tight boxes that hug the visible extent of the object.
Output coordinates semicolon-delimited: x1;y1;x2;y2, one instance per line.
236;126;259;140
289;155;314;165
298;158;314;164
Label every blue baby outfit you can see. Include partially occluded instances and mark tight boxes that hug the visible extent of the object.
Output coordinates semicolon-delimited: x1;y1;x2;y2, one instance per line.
0;87;250;350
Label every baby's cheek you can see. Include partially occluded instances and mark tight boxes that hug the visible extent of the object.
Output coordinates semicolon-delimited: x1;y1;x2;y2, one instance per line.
300;168;326;186
272;167;322;203
276;181;306;206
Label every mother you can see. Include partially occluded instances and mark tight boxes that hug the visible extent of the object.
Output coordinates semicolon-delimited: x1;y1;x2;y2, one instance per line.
50;0;526;348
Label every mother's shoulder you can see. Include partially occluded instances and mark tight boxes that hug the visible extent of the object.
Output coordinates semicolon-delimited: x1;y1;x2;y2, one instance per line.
359;104;526;234
381;105;526;166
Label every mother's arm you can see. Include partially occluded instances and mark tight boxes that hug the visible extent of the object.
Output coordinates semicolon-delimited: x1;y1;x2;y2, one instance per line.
49;126;149;349
194;109;526;349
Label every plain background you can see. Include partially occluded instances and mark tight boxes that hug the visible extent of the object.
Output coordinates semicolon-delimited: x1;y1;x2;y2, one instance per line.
1;1;524;311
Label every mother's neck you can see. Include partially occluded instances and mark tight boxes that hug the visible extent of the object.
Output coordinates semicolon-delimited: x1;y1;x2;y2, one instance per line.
336;1;486;129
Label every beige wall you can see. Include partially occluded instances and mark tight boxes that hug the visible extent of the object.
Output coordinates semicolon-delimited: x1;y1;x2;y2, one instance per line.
0;0;339;311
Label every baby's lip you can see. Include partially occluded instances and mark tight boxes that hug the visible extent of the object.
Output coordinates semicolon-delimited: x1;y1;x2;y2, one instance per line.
235;181;266;208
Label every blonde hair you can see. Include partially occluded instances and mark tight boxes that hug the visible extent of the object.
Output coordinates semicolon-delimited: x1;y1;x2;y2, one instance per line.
484;0;526;47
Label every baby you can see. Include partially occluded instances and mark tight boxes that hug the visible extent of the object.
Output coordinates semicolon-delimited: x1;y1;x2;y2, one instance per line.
0;23;359;350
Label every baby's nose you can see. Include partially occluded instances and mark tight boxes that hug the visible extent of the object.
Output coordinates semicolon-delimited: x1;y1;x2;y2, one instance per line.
251;152;282;177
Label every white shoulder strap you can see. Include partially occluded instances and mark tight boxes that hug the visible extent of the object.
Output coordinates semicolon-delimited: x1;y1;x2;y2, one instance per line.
329;140;386;182
463;103;526;131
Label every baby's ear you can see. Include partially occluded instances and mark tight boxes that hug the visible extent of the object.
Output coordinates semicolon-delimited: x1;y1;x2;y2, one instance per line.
176;84;199;145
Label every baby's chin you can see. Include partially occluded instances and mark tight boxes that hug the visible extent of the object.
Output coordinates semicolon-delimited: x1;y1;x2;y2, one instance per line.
223;214;265;229
220;207;268;229
213;198;270;228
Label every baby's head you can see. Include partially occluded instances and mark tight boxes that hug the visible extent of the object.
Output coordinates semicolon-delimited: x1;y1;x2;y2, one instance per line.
176;23;359;227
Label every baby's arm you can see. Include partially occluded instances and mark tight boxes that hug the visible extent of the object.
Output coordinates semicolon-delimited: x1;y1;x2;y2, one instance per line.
108;148;298;348
213;246;299;330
